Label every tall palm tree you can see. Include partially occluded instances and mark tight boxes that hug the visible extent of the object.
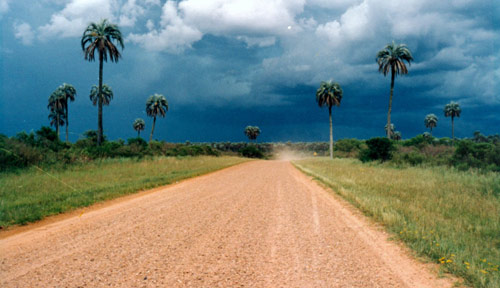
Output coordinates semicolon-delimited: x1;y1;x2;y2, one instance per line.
244;126;261;142
90;84;113;106
48;109;65;137
133;118;146;137
47;89;65;139
146;94;169;143
376;41;413;139
58;83;77;142
444;101;461;144
424;114;438;136
81;19;124;146
316;80;343;159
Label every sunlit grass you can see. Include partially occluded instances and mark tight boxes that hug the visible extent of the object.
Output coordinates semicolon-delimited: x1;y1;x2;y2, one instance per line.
0;156;247;228
294;157;499;288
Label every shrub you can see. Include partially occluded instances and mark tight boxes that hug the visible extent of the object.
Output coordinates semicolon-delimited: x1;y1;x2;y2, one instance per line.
239;146;264;158
359;137;394;162
334;139;363;153
451;140;499;171
127;137;148;148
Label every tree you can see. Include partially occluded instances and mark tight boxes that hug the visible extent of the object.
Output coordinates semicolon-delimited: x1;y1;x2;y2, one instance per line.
444;101;461;144
58;83;77;142
424;114;438;136
47;89;65;139
90;84;113;106
244;126;261;142
48;109;65;136
376;41;413;139
81;19;124;146
146;94;169;143
384;123;395;135
316;80;343;159
392;131;402;141
133;118;146;137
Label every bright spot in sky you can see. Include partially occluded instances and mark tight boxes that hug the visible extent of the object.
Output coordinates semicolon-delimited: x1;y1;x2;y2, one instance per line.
287;26;292;30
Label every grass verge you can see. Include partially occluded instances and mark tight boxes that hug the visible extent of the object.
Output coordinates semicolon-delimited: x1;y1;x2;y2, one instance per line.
293;157;499;288
0;156;247;228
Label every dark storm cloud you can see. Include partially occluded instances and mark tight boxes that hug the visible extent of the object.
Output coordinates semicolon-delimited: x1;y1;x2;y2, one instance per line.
1;0;499;142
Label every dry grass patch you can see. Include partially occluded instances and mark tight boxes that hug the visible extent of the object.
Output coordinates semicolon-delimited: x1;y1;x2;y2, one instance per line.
294;157;499;288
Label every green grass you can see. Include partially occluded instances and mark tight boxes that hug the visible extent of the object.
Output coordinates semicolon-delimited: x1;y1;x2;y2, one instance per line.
294;157;499;288
0;156;247;228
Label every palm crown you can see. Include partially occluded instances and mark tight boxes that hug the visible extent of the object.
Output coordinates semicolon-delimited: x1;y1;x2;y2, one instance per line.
444;102;461;118
424;114;438;129
316;81;343;109
376;41;413;76
146;94;169;117
133;118;146;134
90;84;113;106
244;126;261;141
81;19;124;63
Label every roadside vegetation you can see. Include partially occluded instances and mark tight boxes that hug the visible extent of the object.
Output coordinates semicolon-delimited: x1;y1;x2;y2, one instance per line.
294;157;499;288
0;156;247;228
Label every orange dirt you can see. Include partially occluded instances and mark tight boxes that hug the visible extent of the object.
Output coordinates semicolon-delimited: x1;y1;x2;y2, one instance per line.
0;160;455;287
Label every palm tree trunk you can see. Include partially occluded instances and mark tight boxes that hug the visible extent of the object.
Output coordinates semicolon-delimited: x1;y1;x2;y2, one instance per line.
150;116;156;143
97;53;104;146
430;127;432;136
65;105;69;143
138;130;140;138
451;116;455;145
387;68;395;139
329;106;333;159
56;112;60;140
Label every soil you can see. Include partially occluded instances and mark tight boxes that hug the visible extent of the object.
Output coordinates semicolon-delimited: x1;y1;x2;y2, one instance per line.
0;160;455;287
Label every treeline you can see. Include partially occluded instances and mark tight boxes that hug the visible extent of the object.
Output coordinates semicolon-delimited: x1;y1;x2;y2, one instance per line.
1;127;499;172
0;127;220;171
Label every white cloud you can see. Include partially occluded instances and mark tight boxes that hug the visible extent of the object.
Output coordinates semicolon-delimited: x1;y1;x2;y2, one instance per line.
236;36;276;48
118;0;160;27
13;22;35;45
38;0;116;39
127;1;202;53
127;0;308;52
179;0;305;36
0;0;8;16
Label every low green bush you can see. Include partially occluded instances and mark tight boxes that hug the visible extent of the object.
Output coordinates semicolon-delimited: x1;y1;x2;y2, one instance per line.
359;137;394;162
239;146;264;158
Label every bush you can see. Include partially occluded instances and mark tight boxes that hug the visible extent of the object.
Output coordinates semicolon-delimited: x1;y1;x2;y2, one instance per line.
451;140;500;171
239;146;265;158
127;137;148;148
359;137;394;162
334;139;363;153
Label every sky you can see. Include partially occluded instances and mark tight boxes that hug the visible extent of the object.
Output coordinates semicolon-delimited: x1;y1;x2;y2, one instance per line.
1;0;499;142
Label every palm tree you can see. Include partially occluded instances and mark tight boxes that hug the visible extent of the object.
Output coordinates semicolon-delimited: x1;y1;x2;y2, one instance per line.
444;101;461;144
244;126;261;142
81;19;124;146
393;131;402;141
47;89;65;139
133;118;146;137
58;83;76;142
384;123;395;136
48;109;65;136
90;84;113;106
316;80;343;159
376;41;413;139
146;94;169;143
424;114;438;136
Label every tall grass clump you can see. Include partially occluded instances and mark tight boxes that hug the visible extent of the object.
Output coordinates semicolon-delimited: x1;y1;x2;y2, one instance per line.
294;157;499;288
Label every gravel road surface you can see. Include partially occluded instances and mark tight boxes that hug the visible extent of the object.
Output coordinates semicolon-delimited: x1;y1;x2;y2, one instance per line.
0;160;453;287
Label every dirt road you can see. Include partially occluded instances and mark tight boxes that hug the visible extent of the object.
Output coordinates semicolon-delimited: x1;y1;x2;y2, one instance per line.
1;161;453;287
